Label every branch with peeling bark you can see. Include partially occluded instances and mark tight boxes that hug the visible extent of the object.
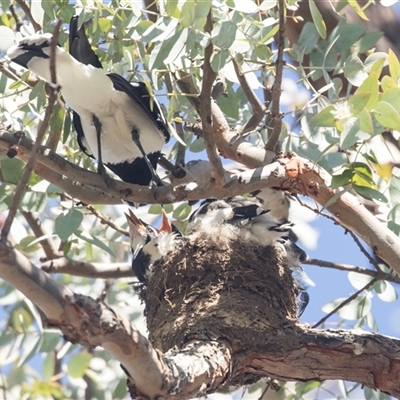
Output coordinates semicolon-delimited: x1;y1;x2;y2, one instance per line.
1;127;400;275
2;239;400;398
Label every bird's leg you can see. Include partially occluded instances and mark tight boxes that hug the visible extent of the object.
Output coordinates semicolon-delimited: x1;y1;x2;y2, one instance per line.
93;115;112;186
131;128;163;186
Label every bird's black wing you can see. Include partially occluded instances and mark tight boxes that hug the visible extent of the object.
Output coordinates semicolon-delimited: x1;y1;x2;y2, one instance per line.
188;199;228;223
106;72;170;143
228;204;269;225
69;16;102;68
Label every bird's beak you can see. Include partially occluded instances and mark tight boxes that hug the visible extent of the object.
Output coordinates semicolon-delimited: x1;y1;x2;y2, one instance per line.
159;209;172;233
125;209;147;237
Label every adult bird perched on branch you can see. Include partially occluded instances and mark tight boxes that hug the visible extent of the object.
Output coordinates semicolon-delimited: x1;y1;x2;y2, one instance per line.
125;209;179;284
188;196;311;316
7;17;170;186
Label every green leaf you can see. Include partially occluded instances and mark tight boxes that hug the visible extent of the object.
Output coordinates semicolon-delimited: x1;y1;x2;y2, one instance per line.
358;108;373;134
148;204;162;214
67;351;92;379
381;87;400;111
0;158;25;184
381;76;397;92
259;24;279;45
189;137;205;153
18;332;43;367
149;27;188;69
340;118;362;150
212;21;237;49
352;162;374;186
348;272;374;290
20;191;47;213
331;169;353;189
193;0;211;30
217;85;239;119
389;176;400;205
330;22;365;53
339;296;371;320
358;31;384;54
388;48;400;84
373;101;400;131
29;80;45;102
42;352;55;381
75;230;115;257
343;54;367;87
352;184;388;203
55;209;84;241
309;105;336;127
374;281;398;302
39;331;61;353
347;0;368;20
309;0;326;39
348;93;370;116
210;49;231;72
172;203;191;220
166;0;179;18
355;76;379;111
15;236;41;254
179;0;195;28
298;22;319;54
254;43;272;60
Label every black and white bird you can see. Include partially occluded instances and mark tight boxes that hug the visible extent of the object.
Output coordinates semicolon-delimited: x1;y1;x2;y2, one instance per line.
189;196;311;316
125;209;179;284
188;197;294;247
7;17;170;186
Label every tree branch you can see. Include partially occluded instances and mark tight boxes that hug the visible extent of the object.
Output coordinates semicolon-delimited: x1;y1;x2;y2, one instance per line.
232;59;268;135
0;242;231;399
40;257;134;279
264;0;285;151
21;210;60;260
305;258;400;285
0;129;288;204
15;0;41;32
238;327;400;398
312;277;378;328
198;12;226;185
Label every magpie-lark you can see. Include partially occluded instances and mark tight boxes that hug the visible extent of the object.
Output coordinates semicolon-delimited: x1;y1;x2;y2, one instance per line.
7;17;170;186
125;209;178;284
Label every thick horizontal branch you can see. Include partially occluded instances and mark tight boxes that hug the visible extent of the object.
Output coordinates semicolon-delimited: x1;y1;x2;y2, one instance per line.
2;241;400;397
238;327;400;398
295;157;400;277
41;257;134;279
0;242;230;399
0;129;288;204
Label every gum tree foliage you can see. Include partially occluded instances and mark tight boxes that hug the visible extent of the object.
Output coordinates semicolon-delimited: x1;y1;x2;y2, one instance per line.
0;0;400;399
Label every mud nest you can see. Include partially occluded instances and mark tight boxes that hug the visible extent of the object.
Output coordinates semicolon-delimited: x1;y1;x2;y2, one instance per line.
143;232;301;354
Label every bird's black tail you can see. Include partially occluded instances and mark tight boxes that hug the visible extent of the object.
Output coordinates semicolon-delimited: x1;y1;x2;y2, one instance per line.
69;16;102;68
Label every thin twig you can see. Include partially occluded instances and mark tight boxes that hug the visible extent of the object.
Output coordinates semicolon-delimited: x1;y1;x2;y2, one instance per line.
264;0;285;151
198;12;226;185
9;2;23;31
1;21;62;243
41;257;133;278
305;258;400;284
232;59;267;135
296;197;382;272
312;277;378;329
21;211;60;260
15;0;41;32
